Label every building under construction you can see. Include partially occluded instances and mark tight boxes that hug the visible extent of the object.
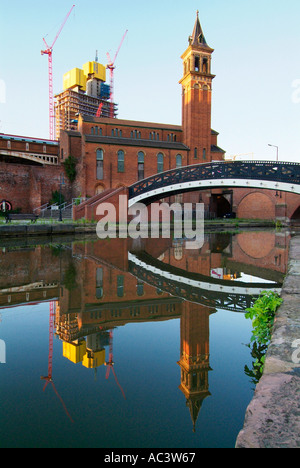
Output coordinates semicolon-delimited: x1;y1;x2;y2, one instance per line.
54;60;118;139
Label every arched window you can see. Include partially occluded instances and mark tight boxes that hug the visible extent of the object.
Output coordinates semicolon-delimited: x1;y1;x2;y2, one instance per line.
118;150;125;173
96;149;104;180
138;152;145;180
96;268;103;299
117;275;124;297
157;153;164;173
137;280;144;297
176;154;182;168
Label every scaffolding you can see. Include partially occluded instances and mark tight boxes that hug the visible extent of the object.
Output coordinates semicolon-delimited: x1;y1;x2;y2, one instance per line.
55;89;118;139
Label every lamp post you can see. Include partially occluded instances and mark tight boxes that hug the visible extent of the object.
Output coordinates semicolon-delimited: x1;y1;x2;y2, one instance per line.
59;173;65;222
268;144;279;162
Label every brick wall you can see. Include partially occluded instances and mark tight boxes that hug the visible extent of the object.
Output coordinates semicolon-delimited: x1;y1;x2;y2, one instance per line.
0;161;72;212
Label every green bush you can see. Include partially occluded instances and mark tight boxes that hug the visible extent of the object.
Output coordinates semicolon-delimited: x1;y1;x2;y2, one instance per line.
63;155;77;183
245;291;283;382
50;190;65;206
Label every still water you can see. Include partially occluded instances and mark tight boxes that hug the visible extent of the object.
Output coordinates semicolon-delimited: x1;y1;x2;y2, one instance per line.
0;230;289;448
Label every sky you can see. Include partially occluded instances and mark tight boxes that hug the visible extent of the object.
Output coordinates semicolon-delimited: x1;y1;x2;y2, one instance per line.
0;0;300;162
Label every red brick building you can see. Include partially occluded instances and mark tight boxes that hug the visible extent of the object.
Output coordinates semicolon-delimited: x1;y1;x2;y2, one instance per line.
62;13;225;212
0;12;299;221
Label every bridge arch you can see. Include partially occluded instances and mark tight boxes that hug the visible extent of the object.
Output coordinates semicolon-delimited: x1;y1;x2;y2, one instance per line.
128;161;300;207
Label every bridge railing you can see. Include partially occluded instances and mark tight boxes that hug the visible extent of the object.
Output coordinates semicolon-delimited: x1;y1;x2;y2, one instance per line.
129;160;300;200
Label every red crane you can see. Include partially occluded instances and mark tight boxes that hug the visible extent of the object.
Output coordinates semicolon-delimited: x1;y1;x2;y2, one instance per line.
106;30;128;119
41;5;75;140
105;329;126;400
41;301;74;423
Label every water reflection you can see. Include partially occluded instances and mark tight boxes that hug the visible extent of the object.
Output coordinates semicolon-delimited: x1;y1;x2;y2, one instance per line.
0;230;290;445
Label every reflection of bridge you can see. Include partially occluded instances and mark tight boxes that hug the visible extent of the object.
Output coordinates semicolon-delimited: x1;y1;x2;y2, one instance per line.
129;161;300;206
128;252;282;313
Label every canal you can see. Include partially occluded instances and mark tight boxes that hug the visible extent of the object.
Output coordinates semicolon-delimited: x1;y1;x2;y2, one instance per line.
0;230;290;448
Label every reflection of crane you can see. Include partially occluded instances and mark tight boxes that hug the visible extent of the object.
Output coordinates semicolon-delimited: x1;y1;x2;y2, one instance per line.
41;301;74;423
104;330;126;399
106;30;128;118
41;5;75;140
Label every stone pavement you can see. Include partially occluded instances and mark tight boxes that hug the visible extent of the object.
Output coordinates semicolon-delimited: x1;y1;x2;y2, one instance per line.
236;234;300;448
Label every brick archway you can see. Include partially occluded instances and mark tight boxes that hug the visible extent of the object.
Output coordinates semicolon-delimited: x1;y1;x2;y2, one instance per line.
237;192;275;220
291;205;300;220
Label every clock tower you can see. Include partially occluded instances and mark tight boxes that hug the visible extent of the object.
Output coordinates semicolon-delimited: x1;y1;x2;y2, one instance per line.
180;11;215;162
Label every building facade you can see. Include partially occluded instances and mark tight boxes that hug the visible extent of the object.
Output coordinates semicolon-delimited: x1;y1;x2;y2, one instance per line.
61;12;225;215
0;12;299;221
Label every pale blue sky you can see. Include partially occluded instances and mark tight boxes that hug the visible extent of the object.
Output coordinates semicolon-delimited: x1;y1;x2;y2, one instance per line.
0;0;300;162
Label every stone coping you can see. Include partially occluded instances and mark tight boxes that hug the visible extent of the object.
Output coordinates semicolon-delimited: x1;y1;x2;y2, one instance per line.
236;235;300;448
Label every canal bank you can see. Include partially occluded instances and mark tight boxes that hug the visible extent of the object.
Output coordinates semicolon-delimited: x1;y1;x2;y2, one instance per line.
0;219;277;239
236;234;300;448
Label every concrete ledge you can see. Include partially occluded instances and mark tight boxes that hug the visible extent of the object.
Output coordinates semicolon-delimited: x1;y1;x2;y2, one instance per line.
236;235;300;448
26;224;52;236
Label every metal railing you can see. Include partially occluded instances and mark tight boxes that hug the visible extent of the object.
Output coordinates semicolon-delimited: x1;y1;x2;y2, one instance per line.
129;161;300;200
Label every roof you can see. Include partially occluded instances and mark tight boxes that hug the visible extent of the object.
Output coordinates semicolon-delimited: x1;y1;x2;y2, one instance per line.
189;11;210;48
85;135;190;151
81;115;183;132
211;144;226;154
0;133;58;145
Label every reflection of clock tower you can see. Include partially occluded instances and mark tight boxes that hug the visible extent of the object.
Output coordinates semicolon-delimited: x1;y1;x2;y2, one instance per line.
180;11;215;162
177;303;213;431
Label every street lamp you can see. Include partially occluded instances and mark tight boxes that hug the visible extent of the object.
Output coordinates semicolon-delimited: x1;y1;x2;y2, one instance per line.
268;144;279;162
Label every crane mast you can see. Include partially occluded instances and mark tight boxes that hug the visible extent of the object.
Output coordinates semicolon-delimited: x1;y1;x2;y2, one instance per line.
106;30;128;119
41;5;75;140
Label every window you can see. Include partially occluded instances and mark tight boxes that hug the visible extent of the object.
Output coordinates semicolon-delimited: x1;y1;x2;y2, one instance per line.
118;150;125;173
7;140;11;149
203;148;206;160
112;128;122;137
96;268;103;299
195;55;200;72
157;153;164;173
137;280;144;297
26;143;29;151
194;147;198;159
203;57;208;74
138;152;145;180
96;149;104;180
117;275;124;297
176;154;182;168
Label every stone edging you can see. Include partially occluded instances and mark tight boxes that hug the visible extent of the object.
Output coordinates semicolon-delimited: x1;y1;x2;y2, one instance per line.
235;235;300;448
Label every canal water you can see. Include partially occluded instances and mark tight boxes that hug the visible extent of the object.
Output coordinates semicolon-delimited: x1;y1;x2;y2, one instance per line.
0;230;289;448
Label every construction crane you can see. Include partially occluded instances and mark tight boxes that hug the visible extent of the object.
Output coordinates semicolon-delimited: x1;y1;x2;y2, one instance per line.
41;301;74;423
106;30;128;119
41;5;75;141
104;329;126;399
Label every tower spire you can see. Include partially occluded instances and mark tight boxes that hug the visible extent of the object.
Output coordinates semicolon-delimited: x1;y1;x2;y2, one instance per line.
189;10;208;47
